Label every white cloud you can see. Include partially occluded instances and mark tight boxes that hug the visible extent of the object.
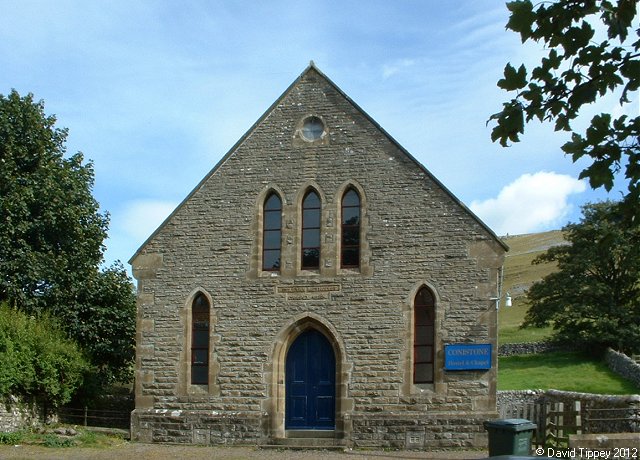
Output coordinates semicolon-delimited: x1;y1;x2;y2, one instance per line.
118;199;178;242
382;59;416;79
470;172;587;236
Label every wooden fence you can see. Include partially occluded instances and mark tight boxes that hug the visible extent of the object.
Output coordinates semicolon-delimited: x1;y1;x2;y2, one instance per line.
57;407;130;430
500;400;640;448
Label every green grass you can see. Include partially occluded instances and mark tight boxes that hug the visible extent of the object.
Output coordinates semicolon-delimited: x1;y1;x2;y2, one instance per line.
499;230;566;344
498;351;640;394
0;427;125;448
498;233;640;395
499;322;553;345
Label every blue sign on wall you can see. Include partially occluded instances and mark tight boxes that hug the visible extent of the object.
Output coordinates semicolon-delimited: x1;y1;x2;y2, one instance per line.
444;343;492;370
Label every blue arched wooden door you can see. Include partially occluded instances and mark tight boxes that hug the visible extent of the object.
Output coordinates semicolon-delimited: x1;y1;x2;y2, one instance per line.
285;329;336;430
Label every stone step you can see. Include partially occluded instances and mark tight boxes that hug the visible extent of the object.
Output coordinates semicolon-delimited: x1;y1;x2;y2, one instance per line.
261;431;347;450
260;444;346;452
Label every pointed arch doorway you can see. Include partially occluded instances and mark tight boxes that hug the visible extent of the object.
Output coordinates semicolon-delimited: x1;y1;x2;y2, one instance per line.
285;328;336;430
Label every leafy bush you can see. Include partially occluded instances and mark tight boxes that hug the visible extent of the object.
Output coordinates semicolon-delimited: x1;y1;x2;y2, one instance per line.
43;433;76;448
0;431;24;445
0;303;89;407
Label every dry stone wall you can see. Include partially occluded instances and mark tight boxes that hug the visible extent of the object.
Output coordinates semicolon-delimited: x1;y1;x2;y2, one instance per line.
0;396;42;432
498;341;568;356
606;349;640;389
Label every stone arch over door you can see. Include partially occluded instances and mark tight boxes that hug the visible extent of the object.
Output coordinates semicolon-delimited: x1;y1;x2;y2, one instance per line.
264;313;352;440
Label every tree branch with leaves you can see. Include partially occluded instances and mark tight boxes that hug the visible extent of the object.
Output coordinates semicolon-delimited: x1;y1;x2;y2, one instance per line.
489;0;639;205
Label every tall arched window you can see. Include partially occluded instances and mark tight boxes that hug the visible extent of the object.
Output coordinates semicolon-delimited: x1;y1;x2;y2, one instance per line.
263;192;282;271
414;287;435;384
341;188;360;268
191;293;210;385
302;190;321;269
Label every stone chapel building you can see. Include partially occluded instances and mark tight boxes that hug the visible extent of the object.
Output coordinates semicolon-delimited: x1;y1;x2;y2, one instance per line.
129;63;508;449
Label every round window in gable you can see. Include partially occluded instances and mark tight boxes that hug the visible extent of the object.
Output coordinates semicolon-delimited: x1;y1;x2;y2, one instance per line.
301;116;325;141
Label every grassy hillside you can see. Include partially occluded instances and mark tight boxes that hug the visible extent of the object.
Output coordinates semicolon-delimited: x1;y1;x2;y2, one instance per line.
499;230;567;344
495;231;640;394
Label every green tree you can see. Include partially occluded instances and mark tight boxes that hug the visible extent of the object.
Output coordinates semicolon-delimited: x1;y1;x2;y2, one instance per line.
0;303;89;408
489;0;640;204
73;263;137;385
0;90;108;311
524;201;640;354
0;90;136;389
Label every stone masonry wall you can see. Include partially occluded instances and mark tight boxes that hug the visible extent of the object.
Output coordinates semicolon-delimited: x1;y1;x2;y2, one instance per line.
0;396;42;432
130;66;505;447
498;341;569;356
606;349;640;389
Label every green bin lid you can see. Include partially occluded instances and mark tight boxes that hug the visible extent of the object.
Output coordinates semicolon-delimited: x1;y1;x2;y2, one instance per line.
483;418;537;431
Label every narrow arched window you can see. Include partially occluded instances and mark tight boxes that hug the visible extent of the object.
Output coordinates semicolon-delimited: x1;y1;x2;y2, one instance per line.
263;192;282;271
341;188;360;268
414;287;435;384
191;293;210;385
302;190;321;269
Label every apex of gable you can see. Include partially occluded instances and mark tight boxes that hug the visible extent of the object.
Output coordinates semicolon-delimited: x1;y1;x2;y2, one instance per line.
129;63;508;263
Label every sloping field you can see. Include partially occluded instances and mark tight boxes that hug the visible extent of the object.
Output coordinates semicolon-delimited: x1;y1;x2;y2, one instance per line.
499;230;567;343
496;231;640;394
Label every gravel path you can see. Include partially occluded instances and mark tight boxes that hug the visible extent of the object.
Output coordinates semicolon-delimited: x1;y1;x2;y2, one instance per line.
0;443;488;460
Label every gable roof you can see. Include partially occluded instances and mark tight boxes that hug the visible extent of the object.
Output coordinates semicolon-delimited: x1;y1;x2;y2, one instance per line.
130;62;508;263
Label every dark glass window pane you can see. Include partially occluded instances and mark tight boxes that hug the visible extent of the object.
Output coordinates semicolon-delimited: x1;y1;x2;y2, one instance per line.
191;293;210;385
415;305;434;326
191;366;208;385
303;191;320;208
263;230;281;249
193;315;209;329
342;207;360;225
192;349;208;365
414;364;433;383
193;330;209;348
415;345;433;363
263;251;281;270
265;193;282;211
193;294;208;312
341;248;359;267
263;193;282;273
302;248;320;268
414;287;435;384
415;326;434;345
341;189;360;269
303;209;320;228
342;227;359;245
416;288;434;307
302;190;321;269
193;324;208;333
342;189;360;207
302;228;320;248
264;211;281;230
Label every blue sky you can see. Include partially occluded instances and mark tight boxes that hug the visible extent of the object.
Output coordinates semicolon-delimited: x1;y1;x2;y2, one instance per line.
1;1;632;269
